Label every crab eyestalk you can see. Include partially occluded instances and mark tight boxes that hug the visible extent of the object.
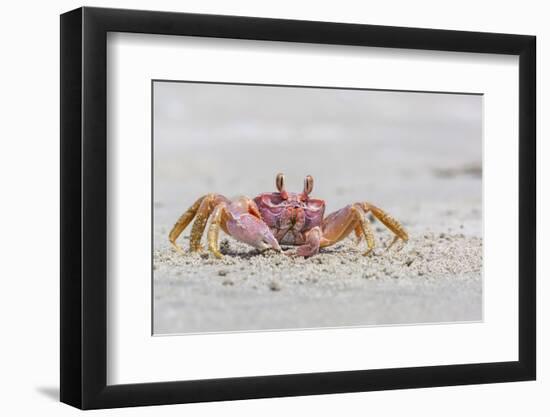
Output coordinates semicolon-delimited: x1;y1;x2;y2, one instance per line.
276;172;289;199
302;175;314;199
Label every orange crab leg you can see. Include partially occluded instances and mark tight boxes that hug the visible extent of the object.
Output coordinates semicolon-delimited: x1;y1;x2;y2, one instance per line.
320;204;375;255
342;202;408;252
168;193;229;252
362;202;409;243
353;225;363;244
168;195;205;253
355;210;376;255
207;202;228;258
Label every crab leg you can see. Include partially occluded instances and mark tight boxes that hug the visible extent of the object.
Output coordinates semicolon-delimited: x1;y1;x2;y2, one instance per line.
168;193;229;252
319;204;375;255
355;209;376;254
207;202;228;259
353;225;363;244
168;195;205;253
361;202;409;246
349;203;408;250
188;195;215;252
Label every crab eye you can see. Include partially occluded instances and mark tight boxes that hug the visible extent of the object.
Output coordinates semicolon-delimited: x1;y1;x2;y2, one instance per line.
276;173;285;192
303;175;314;196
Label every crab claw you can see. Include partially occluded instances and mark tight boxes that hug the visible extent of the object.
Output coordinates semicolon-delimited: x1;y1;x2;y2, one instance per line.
259;230;282;253
226;213;282;253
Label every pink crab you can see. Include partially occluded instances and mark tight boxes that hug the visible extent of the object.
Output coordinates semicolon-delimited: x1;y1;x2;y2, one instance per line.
169;173;408;258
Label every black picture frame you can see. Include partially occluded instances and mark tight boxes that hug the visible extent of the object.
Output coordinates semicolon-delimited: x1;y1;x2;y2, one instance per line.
60;6;536;410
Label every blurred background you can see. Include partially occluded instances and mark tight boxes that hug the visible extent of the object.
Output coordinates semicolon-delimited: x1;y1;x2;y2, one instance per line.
153;81;482;240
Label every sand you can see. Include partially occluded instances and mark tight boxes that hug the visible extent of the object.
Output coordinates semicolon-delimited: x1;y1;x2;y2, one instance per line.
153;231;482;334
152;84;483;335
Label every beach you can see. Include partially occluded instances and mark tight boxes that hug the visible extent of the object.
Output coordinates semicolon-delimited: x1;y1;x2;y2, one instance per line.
152;82;483;334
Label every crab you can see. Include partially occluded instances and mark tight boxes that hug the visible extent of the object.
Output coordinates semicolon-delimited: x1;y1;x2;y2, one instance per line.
169;173;408;258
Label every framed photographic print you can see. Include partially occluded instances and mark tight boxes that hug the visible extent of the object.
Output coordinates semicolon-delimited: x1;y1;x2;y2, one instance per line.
60;6;536;409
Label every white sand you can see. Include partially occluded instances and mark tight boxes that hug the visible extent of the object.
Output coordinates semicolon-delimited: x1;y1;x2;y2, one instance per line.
154;232;482;334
